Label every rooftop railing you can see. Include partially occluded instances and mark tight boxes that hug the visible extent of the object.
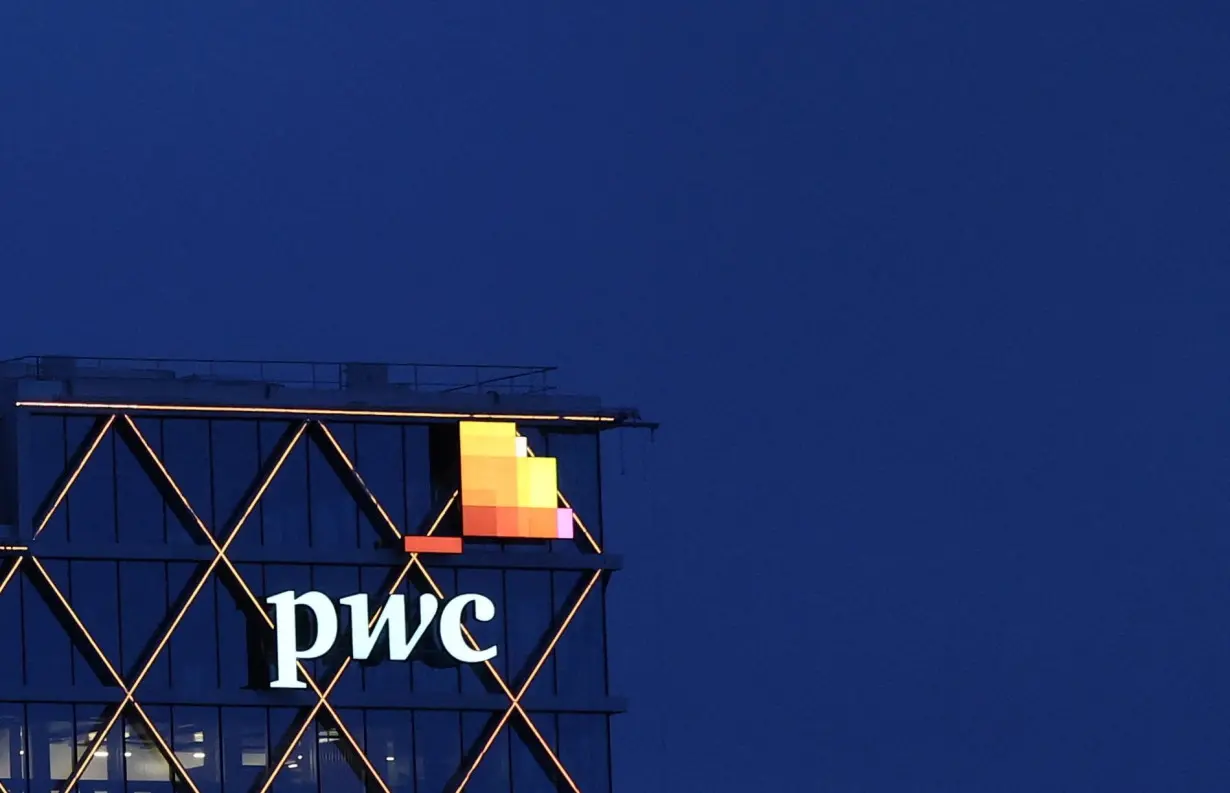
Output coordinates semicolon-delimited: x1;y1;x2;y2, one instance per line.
0;356;557;396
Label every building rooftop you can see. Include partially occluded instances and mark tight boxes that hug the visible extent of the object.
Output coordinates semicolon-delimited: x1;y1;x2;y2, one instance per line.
0;355;642;423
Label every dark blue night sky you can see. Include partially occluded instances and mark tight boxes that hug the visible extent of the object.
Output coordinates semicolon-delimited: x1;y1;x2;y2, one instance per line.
3;3;1230;790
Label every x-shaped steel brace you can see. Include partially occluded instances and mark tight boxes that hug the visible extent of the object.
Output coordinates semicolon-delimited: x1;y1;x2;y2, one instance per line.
120;417;396;793
25;554;207;792
0;415;206;793
8;414;379;793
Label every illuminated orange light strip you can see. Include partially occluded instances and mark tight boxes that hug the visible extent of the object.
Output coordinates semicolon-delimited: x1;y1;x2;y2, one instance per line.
0;558;24;596
17;400;615;422
34;414;116;537
120;419;392;793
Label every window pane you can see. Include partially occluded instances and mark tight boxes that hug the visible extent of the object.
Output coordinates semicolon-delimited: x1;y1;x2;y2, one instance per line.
69;561;120;694
0;703;27;793
318;710;367;793
308;425;359;550
552;571;606;698
0;560;24;686
510;712;558;793
269;707;316;793
211;421;261;545
558;714;611;793
217;563;260;692
116;420;166;546
123;707;172;788
355;423;406;533
75;702;121;788
27;415;67;542
504;571;554;692
172;706;220;793
404;426;434;531
462;711;509;793
413;711;459;793
169;562;218;693
119;561;170;690
65;418;116;544
27;703;72;793
220;707;266;793
365;710;413;793
161;419;211;544
260;421;309;548
23;560;73;690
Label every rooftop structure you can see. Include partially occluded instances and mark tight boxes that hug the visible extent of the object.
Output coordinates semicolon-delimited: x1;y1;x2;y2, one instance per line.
0;355;645;423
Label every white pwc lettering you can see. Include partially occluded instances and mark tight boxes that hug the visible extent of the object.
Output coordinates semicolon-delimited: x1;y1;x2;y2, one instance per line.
266;591;339;690
339;592;439;661
439;594;498;664
265;590;498;690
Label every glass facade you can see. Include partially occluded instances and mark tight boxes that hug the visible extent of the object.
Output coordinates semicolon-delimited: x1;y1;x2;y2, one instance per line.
0;410;617;793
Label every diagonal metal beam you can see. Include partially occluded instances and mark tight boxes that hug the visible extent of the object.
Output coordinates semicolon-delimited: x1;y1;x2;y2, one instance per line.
0;556;23;597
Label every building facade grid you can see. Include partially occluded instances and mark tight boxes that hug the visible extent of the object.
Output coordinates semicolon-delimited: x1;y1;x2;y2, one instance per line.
0;407;617;793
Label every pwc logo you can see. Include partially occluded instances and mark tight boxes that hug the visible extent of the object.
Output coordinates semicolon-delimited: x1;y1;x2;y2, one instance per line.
404;420;574;554
265;421;573;688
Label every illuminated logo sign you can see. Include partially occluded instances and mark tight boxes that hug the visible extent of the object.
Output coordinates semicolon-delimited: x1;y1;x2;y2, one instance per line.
458;420;573;540
266;420;571;688
401;420;574;553
264;591;497;689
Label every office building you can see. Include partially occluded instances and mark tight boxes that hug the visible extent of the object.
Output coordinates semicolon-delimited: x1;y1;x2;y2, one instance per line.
0;356;643;793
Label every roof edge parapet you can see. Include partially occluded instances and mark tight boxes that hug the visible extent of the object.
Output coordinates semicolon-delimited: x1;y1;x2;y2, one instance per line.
1;356;646;426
